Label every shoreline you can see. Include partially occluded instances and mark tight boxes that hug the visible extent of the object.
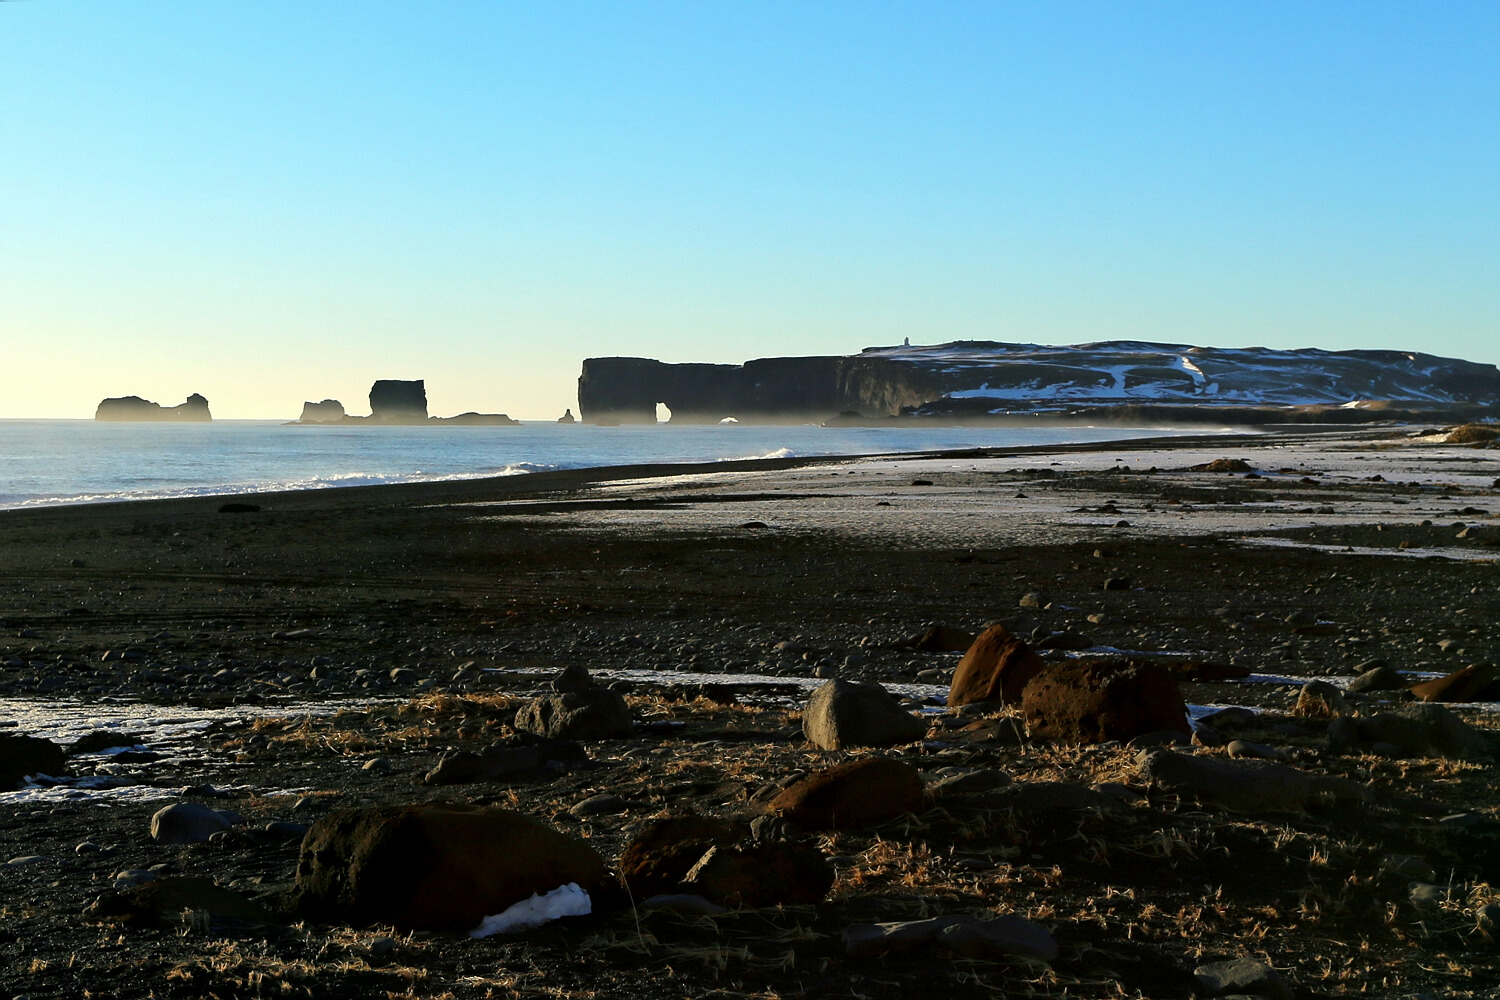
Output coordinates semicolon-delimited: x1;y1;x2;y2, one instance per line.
0;425;1327;518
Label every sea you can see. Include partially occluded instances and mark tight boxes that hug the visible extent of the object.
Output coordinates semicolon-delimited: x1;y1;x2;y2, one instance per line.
0;419;1208;509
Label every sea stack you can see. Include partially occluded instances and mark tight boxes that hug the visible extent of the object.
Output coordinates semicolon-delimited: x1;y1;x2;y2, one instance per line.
95;394;212;422
558;408;576;424
369;380;428;424
299;399;346;423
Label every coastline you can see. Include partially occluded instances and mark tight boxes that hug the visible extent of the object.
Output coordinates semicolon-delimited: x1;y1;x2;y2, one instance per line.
0;425;1498;998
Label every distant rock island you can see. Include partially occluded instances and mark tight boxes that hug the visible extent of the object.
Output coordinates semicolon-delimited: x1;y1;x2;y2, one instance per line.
95;393;211;422
295;380;517;425
578;342;1500;424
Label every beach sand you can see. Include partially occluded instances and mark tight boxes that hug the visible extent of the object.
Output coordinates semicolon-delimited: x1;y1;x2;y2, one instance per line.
1;427;1498;998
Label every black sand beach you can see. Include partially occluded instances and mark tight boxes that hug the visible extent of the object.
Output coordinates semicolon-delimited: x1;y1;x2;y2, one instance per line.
1;428;1499;999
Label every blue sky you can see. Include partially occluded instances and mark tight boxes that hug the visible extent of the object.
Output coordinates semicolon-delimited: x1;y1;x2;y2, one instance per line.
2;1;1496;418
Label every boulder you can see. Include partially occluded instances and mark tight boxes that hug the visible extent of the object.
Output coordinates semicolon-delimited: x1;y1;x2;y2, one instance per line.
926;766;1011;798
295;804;606;930
423;738;587;786
768;757;925;830
1022;660;1188;744
0;734;66;789
681;840;833;908
619;815;748;898
86;875;280;928
843;913;1057;962
936;915;1059;962
150;802;237;845
514;689;634;741
1409;664;1497;703
1193;957;1292;1000
1347;664;1408;693
983;780;1122;815
1293;680;1352;719
948;625;1046;708
801;679;929;750
1357;704;1493;759
1140;750;1363;813
913;625;976;652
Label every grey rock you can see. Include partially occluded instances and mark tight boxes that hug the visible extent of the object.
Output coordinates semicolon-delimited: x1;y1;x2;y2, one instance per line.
801;679;928;750
926;767;1011;798
843;914;975;958
1226;739;1285;760
1358;703;1492;759
571;794;629;817
1141;750;1363;813
514;689;634;741
1348;664;1408;693
150;802;235;845
1193;957;1292;1000
1408;883;1451;908
1476;903;1500;935
936;914;1058;962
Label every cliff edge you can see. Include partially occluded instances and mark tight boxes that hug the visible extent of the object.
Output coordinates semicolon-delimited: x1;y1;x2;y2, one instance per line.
578;342;1500;424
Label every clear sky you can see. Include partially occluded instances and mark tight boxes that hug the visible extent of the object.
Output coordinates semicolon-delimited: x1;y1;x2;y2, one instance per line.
3;1;1496;419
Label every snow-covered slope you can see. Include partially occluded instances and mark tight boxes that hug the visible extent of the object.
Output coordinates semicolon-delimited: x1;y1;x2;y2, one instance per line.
859;341;1500;411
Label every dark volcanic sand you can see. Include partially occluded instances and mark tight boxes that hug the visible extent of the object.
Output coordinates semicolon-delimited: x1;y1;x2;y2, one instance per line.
1;432;1499;999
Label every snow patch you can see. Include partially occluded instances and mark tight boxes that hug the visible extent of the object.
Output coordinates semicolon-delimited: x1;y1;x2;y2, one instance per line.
469;883;592;938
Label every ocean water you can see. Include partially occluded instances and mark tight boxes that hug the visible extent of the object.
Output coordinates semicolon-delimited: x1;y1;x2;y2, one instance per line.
0;419;1206;509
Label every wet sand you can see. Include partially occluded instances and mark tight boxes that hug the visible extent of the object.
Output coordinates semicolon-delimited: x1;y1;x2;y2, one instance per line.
1;427;1499;999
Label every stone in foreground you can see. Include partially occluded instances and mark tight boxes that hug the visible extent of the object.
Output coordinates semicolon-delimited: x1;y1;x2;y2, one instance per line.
801;678;929;750
768;757;924;830
1193;956;1293;1000
1023;660;1188;744
294;805;605;930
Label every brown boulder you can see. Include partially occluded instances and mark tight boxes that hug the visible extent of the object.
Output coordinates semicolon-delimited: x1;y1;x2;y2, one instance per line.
1023;660;1188;744
948;625;1045;708
913;625;976;652
1410;664;1497;703
618;815;748;898
295;804;606;930
767;757;925;830
681;840;833;908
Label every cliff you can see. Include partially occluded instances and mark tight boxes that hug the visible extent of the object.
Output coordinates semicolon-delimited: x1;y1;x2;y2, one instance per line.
369;380;429;423
95;393;211;422
299;399;347;423
577;342;1500;423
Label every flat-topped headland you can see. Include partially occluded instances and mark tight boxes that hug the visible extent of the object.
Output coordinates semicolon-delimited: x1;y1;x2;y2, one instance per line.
94;393;211;422
579;341;1500;425
293;379;518;425
0;427;1498;998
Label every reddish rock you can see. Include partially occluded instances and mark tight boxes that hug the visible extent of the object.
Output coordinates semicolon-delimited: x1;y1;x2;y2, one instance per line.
681;840;833;908
768;757;925;830
618;815;747;898
913;625;976;653
948;625;1046;708
1410;664;1497;703
295;805;606;931
1022;660;1188;744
